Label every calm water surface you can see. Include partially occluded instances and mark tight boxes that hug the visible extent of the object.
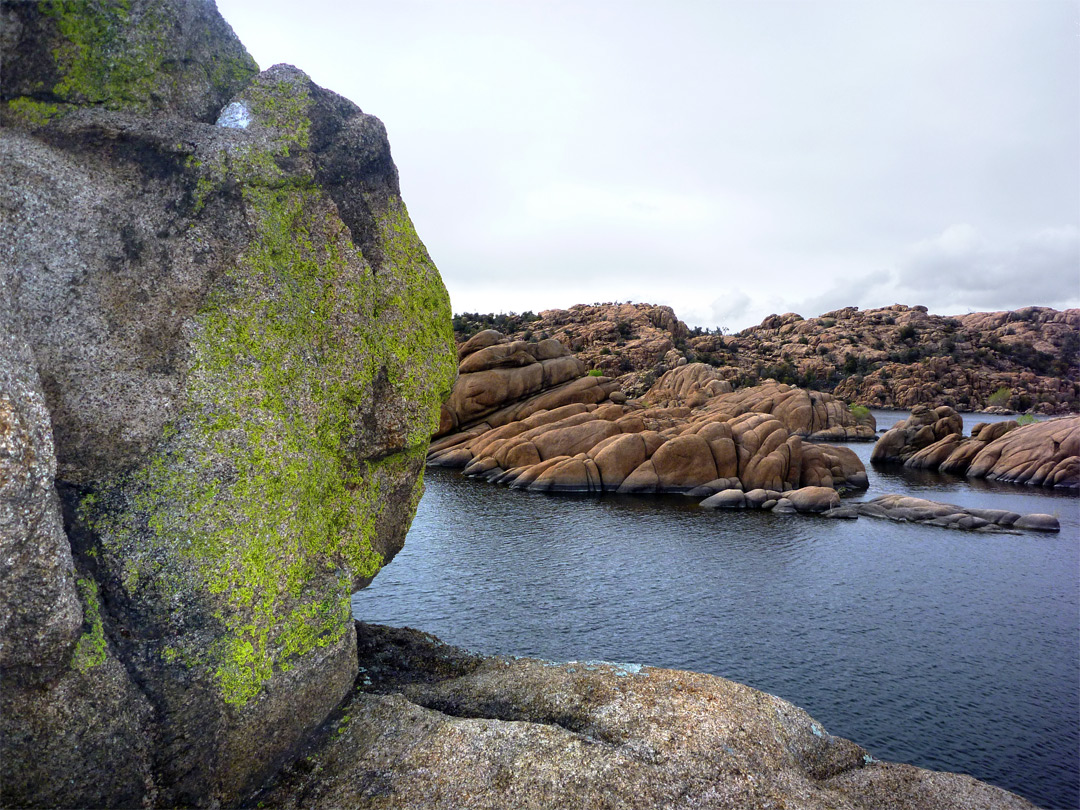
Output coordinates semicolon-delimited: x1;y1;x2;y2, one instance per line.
354;410;1079;809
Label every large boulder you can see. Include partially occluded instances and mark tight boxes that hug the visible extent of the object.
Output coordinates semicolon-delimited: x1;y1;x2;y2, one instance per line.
0;288;157;808
256;623;1038;810
436;330;618;435
0;3;455;806
873;410;1079;491
966;416;1080;489
870;405;964;465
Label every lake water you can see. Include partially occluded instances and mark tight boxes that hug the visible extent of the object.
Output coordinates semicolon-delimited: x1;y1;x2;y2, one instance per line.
353;410;1080;809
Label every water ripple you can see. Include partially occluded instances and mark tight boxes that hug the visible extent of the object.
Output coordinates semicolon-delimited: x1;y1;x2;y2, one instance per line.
355;431;1079;809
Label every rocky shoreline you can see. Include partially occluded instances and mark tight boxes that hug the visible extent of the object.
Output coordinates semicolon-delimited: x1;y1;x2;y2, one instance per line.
430;330;1069;531
0;2;1067;808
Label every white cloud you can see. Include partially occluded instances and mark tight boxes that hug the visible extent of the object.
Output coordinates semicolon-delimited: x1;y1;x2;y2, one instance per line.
215;0;1079;330
893;224;1080;312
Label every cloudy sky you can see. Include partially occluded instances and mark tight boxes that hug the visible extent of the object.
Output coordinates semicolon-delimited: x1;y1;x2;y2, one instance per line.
215;0;1078;331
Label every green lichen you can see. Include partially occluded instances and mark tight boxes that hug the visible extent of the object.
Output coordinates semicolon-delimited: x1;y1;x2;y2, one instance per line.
244;77;312;150
83;73;455;708
42;0;161;108
40;0;256;112
374;200;457;446
5;97;62;127
72;578;107;673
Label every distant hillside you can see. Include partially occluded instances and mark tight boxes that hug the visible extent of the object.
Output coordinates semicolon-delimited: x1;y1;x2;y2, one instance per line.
453;303;1079;414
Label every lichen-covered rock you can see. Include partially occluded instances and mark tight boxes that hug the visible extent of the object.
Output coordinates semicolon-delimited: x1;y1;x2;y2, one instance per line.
0;2;455;806
2;0;257;123
255;624;1038;810
0;283;158;807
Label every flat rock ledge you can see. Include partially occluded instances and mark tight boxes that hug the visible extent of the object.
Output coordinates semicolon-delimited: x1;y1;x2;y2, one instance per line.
856;495;1060;533
253;623;1036;810
700;489;1060;532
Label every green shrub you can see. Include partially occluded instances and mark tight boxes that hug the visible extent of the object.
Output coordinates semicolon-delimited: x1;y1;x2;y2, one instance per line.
1015;413;1036;425
849;404;871;420
987;387;1011;408
587;369;604;377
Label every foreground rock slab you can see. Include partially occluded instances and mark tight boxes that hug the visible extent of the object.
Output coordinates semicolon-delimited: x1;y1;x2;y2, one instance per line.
255;624;1036;810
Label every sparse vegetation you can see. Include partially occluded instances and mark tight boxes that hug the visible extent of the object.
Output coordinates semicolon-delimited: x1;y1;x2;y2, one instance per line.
452;311;540;340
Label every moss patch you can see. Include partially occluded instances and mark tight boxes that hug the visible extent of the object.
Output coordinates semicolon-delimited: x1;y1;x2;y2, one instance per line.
5;97;62;127
72;578;107;673
39;0;257;112
43;0;162;108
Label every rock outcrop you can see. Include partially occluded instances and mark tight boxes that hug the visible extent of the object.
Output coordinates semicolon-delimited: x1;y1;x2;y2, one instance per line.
430;359;871;495
459;303;1080;414
455;301;697;396
1;2;455;806
437;328;619;436
870;405;964;465
254;623;1038;810
872;407;1079;491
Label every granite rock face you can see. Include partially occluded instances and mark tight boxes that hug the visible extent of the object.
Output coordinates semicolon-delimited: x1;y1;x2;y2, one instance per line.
255;624;1038;810
870;405;964;465
964;416;1079;489
437;329;614;436
430;355;870;496
0;2;455;806
461;302;1080;413
872;407;1079;491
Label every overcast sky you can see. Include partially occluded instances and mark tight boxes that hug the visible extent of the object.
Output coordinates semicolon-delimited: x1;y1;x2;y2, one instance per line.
215;0;1079;331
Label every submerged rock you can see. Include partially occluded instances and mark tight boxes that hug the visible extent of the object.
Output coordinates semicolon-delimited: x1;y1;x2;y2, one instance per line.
856;495;1059;533
254;623;1038;810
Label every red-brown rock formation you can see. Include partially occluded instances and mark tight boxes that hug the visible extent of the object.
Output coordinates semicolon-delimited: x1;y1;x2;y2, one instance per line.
430;365;871;495
457;303;1079;414
872;410;1079;490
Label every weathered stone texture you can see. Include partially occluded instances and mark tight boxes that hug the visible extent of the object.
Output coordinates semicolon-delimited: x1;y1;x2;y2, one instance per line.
0;2;455;806
254;624;1038;810
872;406;1078;491
432;358;871;497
